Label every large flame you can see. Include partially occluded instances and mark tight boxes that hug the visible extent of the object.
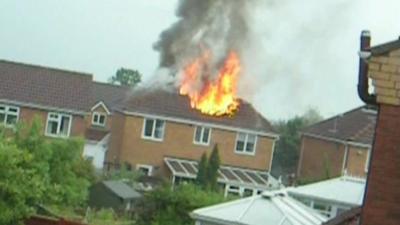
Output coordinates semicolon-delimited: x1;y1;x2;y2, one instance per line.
179;51;241;116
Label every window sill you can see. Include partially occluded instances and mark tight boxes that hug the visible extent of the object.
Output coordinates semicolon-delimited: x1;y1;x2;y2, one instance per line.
193;142;210;147
141;136;164;142
234;150;256;156
45;133;70;139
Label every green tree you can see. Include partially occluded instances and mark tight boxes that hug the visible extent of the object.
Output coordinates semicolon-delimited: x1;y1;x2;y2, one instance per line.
109;68;142;87
0;119;95;223
206;145;220;191
196;153;208;189
135;183;227;225
271;108;323;184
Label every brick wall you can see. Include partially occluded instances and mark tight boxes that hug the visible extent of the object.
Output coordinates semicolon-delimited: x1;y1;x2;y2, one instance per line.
107;113;275;176
361;105;400;225
345;146;368;177
368;49;400;105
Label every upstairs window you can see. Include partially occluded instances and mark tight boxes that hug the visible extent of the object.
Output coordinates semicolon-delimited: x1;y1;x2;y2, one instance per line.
235;132;257;155
194;126;211;145
142;118;165;141
45;113;72;138
0;105;19;126
92;112;107;127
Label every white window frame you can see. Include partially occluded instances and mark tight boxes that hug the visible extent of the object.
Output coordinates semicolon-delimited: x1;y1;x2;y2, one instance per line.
0;104;20;127
92;112;107;127
365;148;371;172
234;132;257;155
45;112;72;138
136;164;153;176
141;118;165;141
193;126;211;146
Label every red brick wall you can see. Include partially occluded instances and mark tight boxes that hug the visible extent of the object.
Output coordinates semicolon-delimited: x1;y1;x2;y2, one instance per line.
361;104;400;225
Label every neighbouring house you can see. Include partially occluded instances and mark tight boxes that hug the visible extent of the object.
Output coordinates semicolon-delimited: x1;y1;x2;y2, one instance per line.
287;176;366;219
105;90;281;195
191;190;328;225
356;31;400;225
88;180;142;211
297;106;376;182
0;60;130;169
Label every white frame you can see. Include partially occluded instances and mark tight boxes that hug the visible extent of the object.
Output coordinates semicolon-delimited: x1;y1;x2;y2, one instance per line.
365;148;371;172
92;112;107;127
0;104;20;127
141;118;165;141
234;132;257;155
193;126;211;146
45;112;72;138
91;101;111;115
136;164;153;176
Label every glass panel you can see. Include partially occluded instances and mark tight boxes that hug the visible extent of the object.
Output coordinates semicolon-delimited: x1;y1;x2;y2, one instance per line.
0;112;5;123
144;119;154;137
7;107;18;113
243;189;254;197
47;120;59;135
93;114;99;123
194;126;202;142
50;113;59;119
245;134;256;153
202;127;210;143
0;106;5;112
154;120;164;139
99;115;106;125
5;114;17;125
236;133;246;152
60;116;70;136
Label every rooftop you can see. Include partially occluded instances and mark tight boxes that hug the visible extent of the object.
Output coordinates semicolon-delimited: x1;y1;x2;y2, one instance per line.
191;190;327;225
116;89;276;135
287;176;366;206
369;37;400;56
0;60;93;113
102;180;141;199
302;106;376;145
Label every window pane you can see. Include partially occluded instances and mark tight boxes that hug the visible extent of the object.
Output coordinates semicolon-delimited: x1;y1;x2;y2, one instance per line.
93;114;99;123
194;126;202;142
202;127;210;143
60;116;70;136
0;113;5;123
99;115;106;124
0;106;5;112
236;133;246;151
7;107;18;113
47;120;59;134
154;120;164;139
50;113;58;119
245;134;256;153
144;119;154;137
5;114;17;125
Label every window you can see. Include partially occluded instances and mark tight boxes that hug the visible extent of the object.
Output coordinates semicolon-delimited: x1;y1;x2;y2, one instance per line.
0;105;19;126
235;132;257;155
142;118;165;141
45;113;72;137
193;126;211;145
92;112;106;126
136;164;153;176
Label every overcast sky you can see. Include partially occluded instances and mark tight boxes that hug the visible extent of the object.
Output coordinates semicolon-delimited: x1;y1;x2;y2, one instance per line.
1;0;399;120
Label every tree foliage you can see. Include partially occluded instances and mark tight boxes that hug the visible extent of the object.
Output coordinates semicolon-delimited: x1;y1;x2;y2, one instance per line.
0;119;95;224
206;145;220;191
109;68;142;87
135;183;226;225
271;108;323;184
196;153;208;189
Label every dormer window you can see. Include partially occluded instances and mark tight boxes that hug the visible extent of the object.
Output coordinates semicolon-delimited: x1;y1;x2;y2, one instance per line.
92;112;107;127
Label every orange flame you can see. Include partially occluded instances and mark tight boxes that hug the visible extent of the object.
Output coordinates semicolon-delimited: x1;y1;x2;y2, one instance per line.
179;51;240;116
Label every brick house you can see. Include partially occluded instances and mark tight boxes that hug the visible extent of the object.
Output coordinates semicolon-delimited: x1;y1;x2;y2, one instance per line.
356;31;400;225
105;90;280;195
1;59;280;194
0;60;129;169
297;106;376;181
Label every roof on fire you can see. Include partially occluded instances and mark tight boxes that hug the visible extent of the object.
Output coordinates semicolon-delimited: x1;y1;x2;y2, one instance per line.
0;60;93;113
191;190;328;225
302;106;377;145
116;89;276;135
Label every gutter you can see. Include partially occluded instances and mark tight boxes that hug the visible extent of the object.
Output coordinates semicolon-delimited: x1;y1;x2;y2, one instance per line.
357;30;377;105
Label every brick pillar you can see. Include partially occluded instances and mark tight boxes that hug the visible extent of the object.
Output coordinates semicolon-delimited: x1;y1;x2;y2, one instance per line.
361;104;400;225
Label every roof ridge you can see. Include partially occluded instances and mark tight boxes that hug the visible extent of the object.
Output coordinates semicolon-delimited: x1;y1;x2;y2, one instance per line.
92;80;131;89
0;59;93;78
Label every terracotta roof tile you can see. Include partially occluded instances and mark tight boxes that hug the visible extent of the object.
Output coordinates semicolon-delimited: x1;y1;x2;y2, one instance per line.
0;60;93;112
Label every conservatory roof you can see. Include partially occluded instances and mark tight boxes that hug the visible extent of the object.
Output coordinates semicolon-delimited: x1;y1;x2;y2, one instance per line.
164;157;280;190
